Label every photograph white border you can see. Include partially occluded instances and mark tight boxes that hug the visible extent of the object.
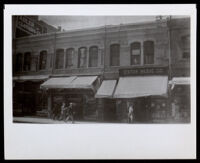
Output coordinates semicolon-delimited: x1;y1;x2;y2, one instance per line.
4;4;196;159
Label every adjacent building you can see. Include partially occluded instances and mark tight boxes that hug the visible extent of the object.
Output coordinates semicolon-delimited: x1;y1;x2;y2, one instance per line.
12;17;190;123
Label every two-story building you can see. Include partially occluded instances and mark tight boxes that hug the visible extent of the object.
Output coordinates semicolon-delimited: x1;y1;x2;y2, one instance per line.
13;17;190;123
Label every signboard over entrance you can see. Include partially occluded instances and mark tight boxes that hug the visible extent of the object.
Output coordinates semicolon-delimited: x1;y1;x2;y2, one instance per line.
119;66;168;76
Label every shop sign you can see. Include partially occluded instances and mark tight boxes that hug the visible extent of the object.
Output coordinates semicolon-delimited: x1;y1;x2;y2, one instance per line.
17;16;43;35
119;66;168;76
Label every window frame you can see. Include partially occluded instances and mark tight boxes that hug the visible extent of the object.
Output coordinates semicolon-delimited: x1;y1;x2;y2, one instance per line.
110;44;120;67
65;48;74;69
130;42;141;65
89;46;98;68
143;40;154;65
23;52;31;71
78;47;87;68
55;49;65;69
39;50;47;70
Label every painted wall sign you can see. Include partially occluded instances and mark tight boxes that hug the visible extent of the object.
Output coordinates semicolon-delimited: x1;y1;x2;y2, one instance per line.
119;66;168;76
17;16;43;35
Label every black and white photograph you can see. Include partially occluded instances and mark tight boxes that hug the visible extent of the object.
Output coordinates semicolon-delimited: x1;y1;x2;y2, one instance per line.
4;4;196;159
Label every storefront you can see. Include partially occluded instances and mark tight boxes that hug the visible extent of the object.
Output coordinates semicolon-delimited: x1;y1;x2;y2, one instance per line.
13;75;49;116
40;75;101;121
169;77;190;123
113;66;169;123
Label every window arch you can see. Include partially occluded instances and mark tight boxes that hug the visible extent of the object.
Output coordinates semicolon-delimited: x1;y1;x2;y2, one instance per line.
130;42;141;65
15;53;23;72
39;50;47;70
89;46;98;67
65;48;74;68
78;47;87;68
23;52;31;71
55;49;64;69
144;41;154;64
110;44;120;66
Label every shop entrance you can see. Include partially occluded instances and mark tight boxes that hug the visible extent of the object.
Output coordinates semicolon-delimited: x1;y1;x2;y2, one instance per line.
104;99;116;122
134;97;151;123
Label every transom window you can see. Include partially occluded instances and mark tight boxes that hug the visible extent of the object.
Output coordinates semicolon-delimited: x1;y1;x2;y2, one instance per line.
110;44;120;66
89;46;98;67
130;42;141;65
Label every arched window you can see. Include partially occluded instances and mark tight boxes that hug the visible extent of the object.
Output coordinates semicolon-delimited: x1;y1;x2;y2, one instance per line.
144;41;154;64
23;52;31;71
15;53;23;72
39;50;47;70
55;49;64;69
65;48;74;68
110;44;120;66
78;47;87;68
130;42;141;65
89;46;98;67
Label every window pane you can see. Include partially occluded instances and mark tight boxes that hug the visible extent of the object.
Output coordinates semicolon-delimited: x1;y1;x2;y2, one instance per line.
89;46;98;67
39;51;47;70
55;49;64;69
144;41;154;64
78;47;87;68
131;42;141;65
23;52;31;71
66;48;74;68
110;44;120;66
16;53;23;72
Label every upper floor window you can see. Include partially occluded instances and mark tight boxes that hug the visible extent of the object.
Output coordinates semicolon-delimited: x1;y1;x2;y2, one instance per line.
144;41;154;64
39;50;47;70
78;47;87;68
23;52;31;71
130;42;141;65
55;49;64;69
181;35;190;59
65;48;74;68
15;53;23;72
89;46;98;67
110;44;120;66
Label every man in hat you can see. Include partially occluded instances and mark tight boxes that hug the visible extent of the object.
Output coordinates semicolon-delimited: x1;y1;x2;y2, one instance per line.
128;102;134;123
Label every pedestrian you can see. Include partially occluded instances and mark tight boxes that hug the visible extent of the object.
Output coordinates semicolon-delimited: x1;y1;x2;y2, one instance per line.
172;99;180;120
60;102;67;121
65;102;75;123
128;103;134;123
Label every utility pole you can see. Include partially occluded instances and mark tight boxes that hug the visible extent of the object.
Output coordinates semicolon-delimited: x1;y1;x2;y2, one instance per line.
167;16;172;80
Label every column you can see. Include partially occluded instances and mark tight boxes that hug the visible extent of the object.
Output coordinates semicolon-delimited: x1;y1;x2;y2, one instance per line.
47;90;52;118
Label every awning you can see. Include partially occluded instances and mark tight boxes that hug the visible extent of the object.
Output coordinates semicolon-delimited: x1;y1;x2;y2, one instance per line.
40;76;76;89
113;76;168;98
68;76;98;89
169;77;190;90
95;80;117;98
13;75;49;82
40;76;98;90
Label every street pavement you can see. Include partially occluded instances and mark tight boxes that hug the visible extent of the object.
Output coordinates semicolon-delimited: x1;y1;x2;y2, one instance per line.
13;116;190;124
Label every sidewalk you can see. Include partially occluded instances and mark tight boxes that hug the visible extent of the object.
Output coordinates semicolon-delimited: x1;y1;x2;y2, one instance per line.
13;117;101;124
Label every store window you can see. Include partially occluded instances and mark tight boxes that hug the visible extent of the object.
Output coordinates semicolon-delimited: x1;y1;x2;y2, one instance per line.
130;42;141;65
15;53;23;72
89;46;98;67
65;48;74;68
181;35;190;59
39;50;47;70
23;52;31;71
144;41;154;64
78;47;87;68
55;49;64;69
110;44;120;66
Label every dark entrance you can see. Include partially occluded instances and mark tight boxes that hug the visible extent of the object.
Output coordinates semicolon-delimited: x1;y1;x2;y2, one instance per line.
104;99;116;122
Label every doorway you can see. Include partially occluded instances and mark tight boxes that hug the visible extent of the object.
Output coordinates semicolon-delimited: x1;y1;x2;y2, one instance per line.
104;99;116;122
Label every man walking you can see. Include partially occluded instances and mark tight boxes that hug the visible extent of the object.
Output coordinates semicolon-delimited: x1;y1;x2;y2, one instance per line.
128;103;134;123
65;102;75;123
